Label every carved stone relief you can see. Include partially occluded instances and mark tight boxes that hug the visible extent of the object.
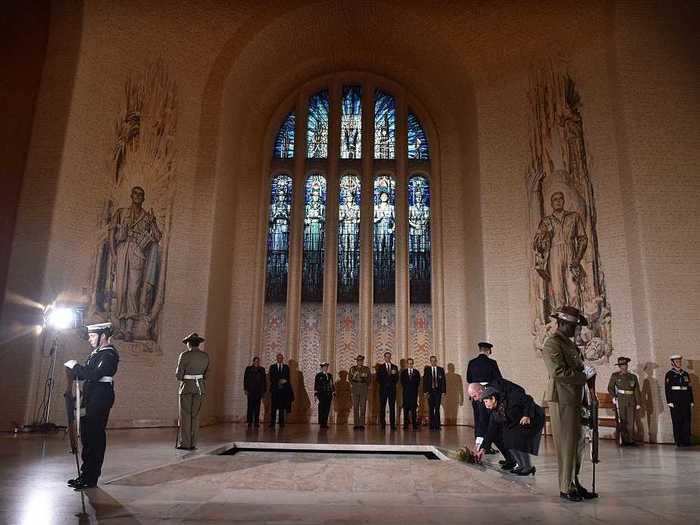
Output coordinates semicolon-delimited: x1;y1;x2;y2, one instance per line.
526;68;613;364
87;61;177;352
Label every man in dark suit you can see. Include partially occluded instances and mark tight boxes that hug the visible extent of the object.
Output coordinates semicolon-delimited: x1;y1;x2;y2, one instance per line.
314;362;335;429
467;341;502;451
400;358;421;430
244;356;266;428
423;355;447;430
269;353;293;428
376;351;399;430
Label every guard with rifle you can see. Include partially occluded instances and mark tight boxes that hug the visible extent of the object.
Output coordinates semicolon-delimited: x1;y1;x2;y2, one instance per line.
64;322;119;490
541;306;597;502
607;356;641;446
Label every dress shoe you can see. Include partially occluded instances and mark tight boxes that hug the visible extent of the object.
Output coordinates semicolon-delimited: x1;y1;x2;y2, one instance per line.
560;490;583;502
500;461;517;470
403;425;409;430
575;483;598;499
516;466;536;476
391;425;397;431
176;445;190;450
498;459;508;465
72;479;97;490
67;476;83;487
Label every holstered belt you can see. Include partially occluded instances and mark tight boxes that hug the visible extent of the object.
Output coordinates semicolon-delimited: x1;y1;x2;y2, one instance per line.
183;374;204;380
98;376;113;383
671;386;688;391
616;389;634;395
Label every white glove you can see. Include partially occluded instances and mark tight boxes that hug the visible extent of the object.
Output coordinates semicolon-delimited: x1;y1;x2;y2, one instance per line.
612;397;618;406
475;436;484;450
64;360;78;369
636;405;641;410
583;365;596;379
668;403;674;408
692;403;695;408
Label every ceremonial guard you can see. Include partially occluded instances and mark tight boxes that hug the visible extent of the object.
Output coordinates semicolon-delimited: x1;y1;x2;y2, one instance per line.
665;354;694;447
349;355;370;429
314;362;335;428
244;357;266;428
269;353;294;428
176;332;209;450
607;357;641;446
542;306;597;502
376;352;399;430
467;342;502;450
423;355;447;430
400;358;421;430
65;322;119;489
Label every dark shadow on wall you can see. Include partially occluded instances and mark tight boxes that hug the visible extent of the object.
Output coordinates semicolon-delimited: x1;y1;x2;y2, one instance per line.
444;363;464;425
0;1;84;430
288;359;311;423
687;359;699;440
334;370;351;425
640;361;662;443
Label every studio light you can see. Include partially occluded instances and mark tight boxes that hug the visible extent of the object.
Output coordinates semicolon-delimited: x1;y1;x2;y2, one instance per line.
44;305;77;331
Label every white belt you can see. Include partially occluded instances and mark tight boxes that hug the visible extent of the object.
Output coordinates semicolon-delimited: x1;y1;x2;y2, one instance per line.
671;386;688;391
184;374;204;380
616;389;633;395
479;382;489;386
98;376;113;383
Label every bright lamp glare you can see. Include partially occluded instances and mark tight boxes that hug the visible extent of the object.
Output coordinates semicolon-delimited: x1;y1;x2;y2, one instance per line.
46;307;75;331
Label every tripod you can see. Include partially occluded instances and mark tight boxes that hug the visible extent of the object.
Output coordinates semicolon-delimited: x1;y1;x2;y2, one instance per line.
25;332;66;432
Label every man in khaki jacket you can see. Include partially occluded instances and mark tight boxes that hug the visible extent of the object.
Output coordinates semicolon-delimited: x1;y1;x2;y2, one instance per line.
176;332;209;450
542;306;596;502
607;357;641;446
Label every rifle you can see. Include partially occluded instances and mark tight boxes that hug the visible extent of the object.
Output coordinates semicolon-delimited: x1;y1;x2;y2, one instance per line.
64;366;81;479
612;392;624;447
589;395;600;497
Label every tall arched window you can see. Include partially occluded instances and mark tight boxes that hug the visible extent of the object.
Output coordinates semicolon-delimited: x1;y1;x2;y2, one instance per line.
261;75;436;420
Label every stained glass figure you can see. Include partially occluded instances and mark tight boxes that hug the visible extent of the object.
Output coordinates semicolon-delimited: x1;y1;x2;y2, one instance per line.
338;175;361;302
302;173;327;302
408;112;430;160
273;112;295;158
341;86;362;159
266;175;293;302
307;90;329;158
373;175;396;303
408;175;431;303
374;90;396;159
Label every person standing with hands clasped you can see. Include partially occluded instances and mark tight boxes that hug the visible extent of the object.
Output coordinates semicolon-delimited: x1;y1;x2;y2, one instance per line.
376;352;399;430
665;354;694;447
314;362;335;429
244;357;266;428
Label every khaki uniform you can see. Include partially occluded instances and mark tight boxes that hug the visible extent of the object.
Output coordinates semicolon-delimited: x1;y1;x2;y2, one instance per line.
607;371;641;445
542;332;588;494
176;348;209;449
349;365;370;426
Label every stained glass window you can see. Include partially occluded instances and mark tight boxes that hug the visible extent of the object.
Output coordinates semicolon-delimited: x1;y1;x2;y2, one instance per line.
408;175;431;303
266;175;293;302
408;112;429;160
373;175;396;303
338;174;361;302
374;90;396;159
307;90;329;158
273;112;295;158
340;86;362;159
302;173;327;302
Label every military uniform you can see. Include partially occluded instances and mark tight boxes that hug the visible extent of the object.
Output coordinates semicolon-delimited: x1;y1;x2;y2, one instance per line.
607;357;641;446
542;329;589;496
467;343;502;442
176;333;209;450
314;364;335;428
65;322;119;489
349;357;371;428
665;355;694;447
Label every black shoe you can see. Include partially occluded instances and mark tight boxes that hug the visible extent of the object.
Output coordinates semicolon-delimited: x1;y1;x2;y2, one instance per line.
391;426;397;431
498;459;508;465
516;466;536;476
403;425;409;430
500;461;517;470
67;476;83;487
360;425;365;429
575;483;598;500
484;448;497;455
72;479;97;490
560;490;583;502
413;426;420;431
176;445;190;450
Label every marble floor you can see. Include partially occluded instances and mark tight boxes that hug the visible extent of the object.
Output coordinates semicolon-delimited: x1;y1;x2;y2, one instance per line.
2;423;698;524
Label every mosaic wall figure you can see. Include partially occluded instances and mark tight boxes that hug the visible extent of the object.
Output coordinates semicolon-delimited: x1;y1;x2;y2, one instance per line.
526;68;612;364
88;61;176;350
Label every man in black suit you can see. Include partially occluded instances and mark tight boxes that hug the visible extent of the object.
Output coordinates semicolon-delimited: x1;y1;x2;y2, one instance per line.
423;355;447;430
400;358;421;430
269;353;293;428
244;356;267;428
467;341;502;451
376;351;399;430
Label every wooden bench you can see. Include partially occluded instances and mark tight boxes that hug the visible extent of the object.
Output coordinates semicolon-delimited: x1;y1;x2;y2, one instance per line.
542;392;618;440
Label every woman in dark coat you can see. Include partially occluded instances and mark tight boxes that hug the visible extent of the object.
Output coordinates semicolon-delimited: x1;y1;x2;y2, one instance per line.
478;383;545;475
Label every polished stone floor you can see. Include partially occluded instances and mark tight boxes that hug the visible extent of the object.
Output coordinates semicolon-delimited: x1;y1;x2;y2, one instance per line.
2;423;698;524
